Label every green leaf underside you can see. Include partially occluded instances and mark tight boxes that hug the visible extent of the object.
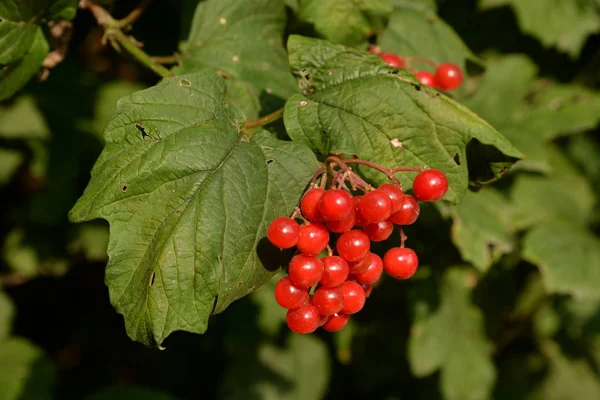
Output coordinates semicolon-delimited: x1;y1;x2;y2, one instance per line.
450;187;514;272
222;335;330;400
179;0;296;115
522;220;600;300
379;6;478;83
409;268;496;400
0;28;48;101
69;71;317;347
297;0;392;46
463;55;600;173
0;337;54;400
0;21;37;64
283;36;522;203
480;0;600;58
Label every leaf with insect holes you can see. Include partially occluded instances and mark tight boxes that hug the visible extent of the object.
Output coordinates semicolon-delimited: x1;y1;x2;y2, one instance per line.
297;0;392;47
409;267;496;400
450;187;515;273
177;0;296;116
283;36;522;203
69;71;318;347
463;55;600;173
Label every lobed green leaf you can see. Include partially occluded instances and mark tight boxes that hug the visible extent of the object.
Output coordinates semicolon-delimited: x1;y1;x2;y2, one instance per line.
69;71;317;346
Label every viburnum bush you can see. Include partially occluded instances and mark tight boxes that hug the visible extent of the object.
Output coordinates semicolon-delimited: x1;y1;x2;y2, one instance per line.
2;0;600;399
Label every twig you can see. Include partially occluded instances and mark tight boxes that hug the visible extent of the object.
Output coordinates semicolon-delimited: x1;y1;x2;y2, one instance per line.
118;0;152;29
79;0;170;78
243;108;284;130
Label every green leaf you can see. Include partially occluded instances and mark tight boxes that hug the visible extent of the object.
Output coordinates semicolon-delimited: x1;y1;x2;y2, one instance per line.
510;174;595;230
3;228;40;278
522;220;600;300
67;223;109;262
46;0;79;20
85;386;179;400
179;0;296;114
221;334;330;400
0;28;49;101
0;20;37;64
391;0;436;12
251;274;287;337
0;289;14;341
0;148;23;185
69;71;318;346
536;341;600;399
480;0;600;58
408;268;496;400
297;0;392;46
450;187;515;273
463;55;600;173
0;0;79;21
0;337;55;400
379;5;478;86
283;36;522;203
0;95;50;139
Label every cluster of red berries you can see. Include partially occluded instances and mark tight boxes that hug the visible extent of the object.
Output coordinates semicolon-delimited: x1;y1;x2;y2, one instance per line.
267;168;449;334
369;46;463;91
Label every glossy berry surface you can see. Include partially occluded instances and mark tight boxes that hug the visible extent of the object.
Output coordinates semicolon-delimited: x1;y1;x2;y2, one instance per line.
348;253;372;274
288;254;323;287
336;230;370;262
363;220;393;242
274;277;309;309
359;191;392;223
412;169;448;201
340;281;366;314
319;189;353;221
325;209;355;233
388;195;420;225
300;188;325;222
297;223;329;256
286;304;320;334
322;313;349;332
380;52;404;67
435;62;463;90
354;253;383;284
352;196;368;227
383;247;419;279
312;287;344;316
415;71;436;88
320;256;349;287
267;217;300;249
377;184;405;213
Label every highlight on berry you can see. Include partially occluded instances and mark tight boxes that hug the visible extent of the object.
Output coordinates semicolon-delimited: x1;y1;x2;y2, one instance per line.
266;155;449;334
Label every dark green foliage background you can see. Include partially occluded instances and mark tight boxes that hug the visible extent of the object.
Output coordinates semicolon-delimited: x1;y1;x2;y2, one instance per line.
1;0;600;399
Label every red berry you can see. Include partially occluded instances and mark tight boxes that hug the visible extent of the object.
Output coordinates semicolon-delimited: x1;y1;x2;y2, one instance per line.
322;313;349;332
415;71;436;88
352;196;368;227
312;286;344;316
435;62;463;90
383;247;419;279
340;281;366;314
380;52;404;67
297;223;329;256
320;256;350;287
318;313;328;327
325;209;355;233
388;195;420;225
300;188;325;222
319;189;353;221
377;184;405;213
267;217;299;249
354;253;383;284
274;277;309;309
286;304;319;334
347;276;373;297
348;253;371;274
288;254;323;288
336;230;370;262
359;191;392;223
412;169;448;202
363;220;394;242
